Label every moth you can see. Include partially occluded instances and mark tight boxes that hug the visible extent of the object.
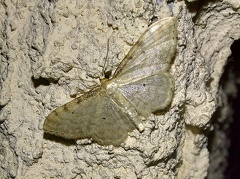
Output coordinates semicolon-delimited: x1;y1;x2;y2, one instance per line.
43;17;177;146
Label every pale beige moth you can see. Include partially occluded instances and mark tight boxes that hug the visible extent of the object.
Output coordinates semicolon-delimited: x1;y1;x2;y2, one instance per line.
43;17;177;146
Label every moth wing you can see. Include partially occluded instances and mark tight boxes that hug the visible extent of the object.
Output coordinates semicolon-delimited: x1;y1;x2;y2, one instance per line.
117;72;174;117
114;17;177;82
43;88;136;146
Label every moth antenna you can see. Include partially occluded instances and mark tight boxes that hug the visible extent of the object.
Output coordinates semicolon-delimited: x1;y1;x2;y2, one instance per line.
103;39;109;74
101;39;112;79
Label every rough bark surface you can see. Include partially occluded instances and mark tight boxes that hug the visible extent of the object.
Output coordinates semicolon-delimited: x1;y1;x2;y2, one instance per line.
0;0;239;178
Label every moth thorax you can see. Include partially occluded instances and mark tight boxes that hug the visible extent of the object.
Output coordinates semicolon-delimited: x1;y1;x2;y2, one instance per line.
105;80;118;94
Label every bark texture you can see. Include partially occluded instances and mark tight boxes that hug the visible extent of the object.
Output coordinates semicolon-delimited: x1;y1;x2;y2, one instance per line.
0;0;240;178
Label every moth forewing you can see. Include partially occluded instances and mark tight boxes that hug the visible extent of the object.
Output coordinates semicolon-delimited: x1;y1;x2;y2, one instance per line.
113;17;177;79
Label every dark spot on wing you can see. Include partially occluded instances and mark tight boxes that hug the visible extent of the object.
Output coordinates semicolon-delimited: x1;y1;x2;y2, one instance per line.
63;105;69;111
53;110;59;116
